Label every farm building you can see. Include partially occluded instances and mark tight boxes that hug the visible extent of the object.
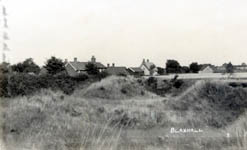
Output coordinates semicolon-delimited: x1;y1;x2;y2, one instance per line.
65;56;106;77
140;59;158;76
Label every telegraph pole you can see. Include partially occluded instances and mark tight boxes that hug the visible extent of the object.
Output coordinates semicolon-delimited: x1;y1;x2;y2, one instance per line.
1;0;10;63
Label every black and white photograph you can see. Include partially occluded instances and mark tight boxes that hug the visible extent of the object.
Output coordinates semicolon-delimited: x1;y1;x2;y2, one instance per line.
1;0;247;149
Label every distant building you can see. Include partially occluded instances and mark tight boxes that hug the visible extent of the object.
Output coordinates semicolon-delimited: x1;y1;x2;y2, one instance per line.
128;67;144;76
39;67;48;76
65;56;106;77
140;59;158;76
198;65;215;74
215;63;247;73
105;63;130;76
234;63;247;72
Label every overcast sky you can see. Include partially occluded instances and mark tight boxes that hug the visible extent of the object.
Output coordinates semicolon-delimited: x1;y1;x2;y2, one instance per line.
3;0;247;67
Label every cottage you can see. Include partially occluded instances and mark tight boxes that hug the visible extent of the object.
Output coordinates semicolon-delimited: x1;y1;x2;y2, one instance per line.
105;63;130;76
198;65;214;74
140;59;158;76
128;67;144;76
65;56;106;77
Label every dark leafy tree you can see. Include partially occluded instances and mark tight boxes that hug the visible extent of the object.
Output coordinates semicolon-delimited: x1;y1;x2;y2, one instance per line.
44;56;65;75
181;66;190;73
0;62;10;74
150;64;156;76
11;58;40;74
166;59;181;73
85;62;99;75
157;67;165;75
189;62;200;73
226;62;234;74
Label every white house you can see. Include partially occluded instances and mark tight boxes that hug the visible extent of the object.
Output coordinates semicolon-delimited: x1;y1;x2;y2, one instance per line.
140;59;158;76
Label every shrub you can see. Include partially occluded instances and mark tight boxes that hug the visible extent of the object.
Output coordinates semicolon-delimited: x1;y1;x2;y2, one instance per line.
173;79;184;88
3;73;86;97
0;73;8;97
147;77;157;86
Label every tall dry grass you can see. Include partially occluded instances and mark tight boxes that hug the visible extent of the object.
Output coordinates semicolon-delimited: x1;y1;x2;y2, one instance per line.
2;78;247;150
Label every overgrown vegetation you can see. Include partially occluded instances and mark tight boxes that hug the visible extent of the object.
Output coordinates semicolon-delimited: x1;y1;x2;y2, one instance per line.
166;80;247;128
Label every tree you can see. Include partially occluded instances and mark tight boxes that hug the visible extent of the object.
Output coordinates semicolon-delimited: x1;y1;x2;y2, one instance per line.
44;56;65;75
181;66;190;73
157;67;165;75
11;58;40;74
150;64;156;76
226;62;234;74
189;62;200;73
85;62;99;75
166;59;181;73
0;62;10;74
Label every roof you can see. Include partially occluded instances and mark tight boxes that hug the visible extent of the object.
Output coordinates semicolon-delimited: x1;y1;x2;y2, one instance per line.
200;65;216;71
129;67;143;73
143;62;155;70
68;61;106;71
105;67;130;75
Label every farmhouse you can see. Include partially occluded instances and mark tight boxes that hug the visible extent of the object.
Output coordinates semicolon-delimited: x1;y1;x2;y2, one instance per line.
105;63;130;76
140;59;158;76
65;56;106;77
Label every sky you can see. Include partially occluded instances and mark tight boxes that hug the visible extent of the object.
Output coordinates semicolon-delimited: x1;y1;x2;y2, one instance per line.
2;0;247;67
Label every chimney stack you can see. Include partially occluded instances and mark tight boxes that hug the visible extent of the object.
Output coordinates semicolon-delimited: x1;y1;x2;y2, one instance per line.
112;63;115;67
147;59;149;62
74;57;77;62
91;56;96;63
65;59;68;63
143;59;145;63
107;63;110;67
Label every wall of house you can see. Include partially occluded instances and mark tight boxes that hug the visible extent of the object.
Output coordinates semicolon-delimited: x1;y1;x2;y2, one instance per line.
65;63;78;77
140;65;150;76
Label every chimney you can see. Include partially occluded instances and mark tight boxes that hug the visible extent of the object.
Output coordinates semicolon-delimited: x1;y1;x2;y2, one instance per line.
112;63;115;67
147;59;149;62
107;63;110;67
74;57;77;62
65;59;68;63
143;59;145;63
91;56;96;63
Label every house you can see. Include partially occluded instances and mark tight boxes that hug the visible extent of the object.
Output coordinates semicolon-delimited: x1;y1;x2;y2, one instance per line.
105;63;130;76
65;56;106;77
234;63;247;72
128;67;144;76
198;65;215;74
215;63;247;73
140;59;158;76
215;63;227;73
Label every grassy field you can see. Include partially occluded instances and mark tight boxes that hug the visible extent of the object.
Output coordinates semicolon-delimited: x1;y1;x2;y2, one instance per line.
1;76;247;150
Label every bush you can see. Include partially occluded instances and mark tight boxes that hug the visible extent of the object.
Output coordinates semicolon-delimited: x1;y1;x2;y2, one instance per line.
147;77;157;86
0;73;8;97
2;73;89;97
173;79;184;88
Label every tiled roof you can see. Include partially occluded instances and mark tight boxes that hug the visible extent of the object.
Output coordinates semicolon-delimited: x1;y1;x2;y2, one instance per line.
105;67;129;75
129;67;143;73
69;61;106;71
